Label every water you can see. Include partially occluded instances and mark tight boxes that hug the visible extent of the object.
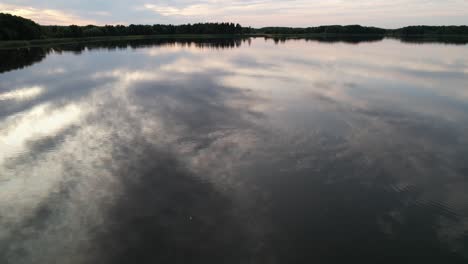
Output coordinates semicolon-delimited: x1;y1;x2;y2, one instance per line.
0;37;467;263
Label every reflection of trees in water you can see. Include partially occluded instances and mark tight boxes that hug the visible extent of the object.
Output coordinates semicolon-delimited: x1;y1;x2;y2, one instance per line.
0;48;49;74
0;38;248;74
268;35;385;44
266;35;468;45
395;35;468;45
1;36;465;74
53;38;248;54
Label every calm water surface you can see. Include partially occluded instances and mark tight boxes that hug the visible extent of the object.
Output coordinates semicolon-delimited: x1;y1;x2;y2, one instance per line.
1;37;468;263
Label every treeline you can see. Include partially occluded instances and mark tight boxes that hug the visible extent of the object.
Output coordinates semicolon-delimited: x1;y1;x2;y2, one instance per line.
0;13;249;40
0;13;42;40
2;13;468;41
256;25;387;35
255;25;468;35
42;23;248;38
390;25;468;36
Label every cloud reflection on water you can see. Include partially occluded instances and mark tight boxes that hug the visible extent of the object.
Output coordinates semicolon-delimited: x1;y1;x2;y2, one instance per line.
0;38;467;263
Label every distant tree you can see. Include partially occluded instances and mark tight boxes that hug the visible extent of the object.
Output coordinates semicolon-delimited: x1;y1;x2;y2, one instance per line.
83;26;104;37
66;25;83;37
255;25;387;35
391;25;468;36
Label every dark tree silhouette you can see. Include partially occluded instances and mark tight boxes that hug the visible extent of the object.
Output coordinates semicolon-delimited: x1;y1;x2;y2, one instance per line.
41;23;245;39
255;25;387;34
390;25;468;36
0;13;42;40
1;13;468;41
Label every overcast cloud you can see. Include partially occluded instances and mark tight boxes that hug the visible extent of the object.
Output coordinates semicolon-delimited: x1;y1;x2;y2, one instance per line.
0;0;467;28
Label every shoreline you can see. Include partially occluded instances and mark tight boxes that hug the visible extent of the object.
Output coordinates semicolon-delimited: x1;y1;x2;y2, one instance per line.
1;33;467;49
0;34;251;49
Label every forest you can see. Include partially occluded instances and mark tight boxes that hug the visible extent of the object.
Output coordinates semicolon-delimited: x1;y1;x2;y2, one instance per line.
254;25;468;35
255;25;387;34
389;25;468;35
0;13;42;40
0;13;248;40
1;13;468;41
41;23;248;39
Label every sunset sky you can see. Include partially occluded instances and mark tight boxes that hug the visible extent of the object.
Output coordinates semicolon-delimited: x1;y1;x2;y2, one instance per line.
1;0;467;28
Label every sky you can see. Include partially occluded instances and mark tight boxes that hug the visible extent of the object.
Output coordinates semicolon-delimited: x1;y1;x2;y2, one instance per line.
0;0;467;28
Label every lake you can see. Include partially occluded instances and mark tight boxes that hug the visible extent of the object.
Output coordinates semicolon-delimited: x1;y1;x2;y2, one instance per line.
1;37;467;263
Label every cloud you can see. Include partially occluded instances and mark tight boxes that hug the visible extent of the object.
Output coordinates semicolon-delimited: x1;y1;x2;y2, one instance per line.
1;0;467;27
90;11;111;17
0;86;43;101
143;1;303;18
0;3;97;25
142;0;468;26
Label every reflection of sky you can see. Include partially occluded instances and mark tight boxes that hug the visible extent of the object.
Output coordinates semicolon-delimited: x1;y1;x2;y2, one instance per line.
1;39;468;263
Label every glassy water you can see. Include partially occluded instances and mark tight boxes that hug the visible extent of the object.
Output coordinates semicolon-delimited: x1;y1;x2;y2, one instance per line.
1;37;467;263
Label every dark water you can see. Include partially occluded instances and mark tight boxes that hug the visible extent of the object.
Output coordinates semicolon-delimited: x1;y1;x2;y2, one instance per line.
1;37;468;264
